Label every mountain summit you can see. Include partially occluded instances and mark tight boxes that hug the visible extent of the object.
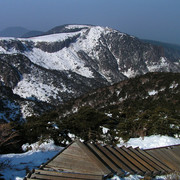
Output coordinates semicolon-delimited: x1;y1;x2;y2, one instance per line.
0;24;179;121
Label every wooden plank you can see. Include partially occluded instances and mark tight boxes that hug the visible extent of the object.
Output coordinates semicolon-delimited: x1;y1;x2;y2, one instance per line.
145;149;172;173
46;157;103;174
129;147;162;175
34;169;103;180
86;143;119;174
126;147;159;174
121;146;152;174
138;148;171;173
163;147;180;162
105;146;136;174
95;144;125;176
171;146;180;157
155;148;180;171
31;173;58;180
147;149;173;169
115;147;145;175
46;141;110;175
76;141;111;175
31;173;100;180
106;146;138;174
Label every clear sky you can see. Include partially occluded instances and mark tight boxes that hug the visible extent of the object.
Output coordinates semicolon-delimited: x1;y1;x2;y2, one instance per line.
0;0;180;44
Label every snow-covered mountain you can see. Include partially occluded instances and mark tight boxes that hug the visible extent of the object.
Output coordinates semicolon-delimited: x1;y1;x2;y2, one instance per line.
0;24;179;121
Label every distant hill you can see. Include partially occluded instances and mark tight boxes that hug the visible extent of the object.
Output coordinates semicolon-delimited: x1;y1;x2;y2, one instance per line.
21;30;44;38
142;39;180;63
0;27;44;38
0;27;29;37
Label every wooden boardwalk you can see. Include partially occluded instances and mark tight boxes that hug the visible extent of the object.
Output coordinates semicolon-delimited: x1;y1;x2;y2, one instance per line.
25;141;180;179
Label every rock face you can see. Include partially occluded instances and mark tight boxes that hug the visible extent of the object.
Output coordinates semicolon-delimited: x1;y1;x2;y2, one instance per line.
0;24;179;122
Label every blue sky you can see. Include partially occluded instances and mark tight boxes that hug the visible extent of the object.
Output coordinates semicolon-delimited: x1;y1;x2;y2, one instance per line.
0;0;180;44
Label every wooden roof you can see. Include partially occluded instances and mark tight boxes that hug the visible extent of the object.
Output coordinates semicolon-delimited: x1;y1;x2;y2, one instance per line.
25;141;180;180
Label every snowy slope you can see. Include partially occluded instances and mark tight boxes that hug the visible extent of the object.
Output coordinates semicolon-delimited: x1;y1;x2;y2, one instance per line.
1;25;178;79
0;24;179;106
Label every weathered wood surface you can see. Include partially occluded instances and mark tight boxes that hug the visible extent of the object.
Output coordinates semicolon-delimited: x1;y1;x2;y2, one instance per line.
26;141;180;179
121;146;152;176
86;143;123;175
105;145;135;174
146;148;180;172
136;147;170;173
30;169;103;180
47;141;110;175
128;147;159;174
115;147;144;175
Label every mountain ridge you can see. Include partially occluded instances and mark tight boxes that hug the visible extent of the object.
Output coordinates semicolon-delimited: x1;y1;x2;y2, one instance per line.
23;72;180;145
0;24;180;124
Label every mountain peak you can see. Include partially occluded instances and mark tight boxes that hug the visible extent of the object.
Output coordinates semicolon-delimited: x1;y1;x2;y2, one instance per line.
0;24;179;108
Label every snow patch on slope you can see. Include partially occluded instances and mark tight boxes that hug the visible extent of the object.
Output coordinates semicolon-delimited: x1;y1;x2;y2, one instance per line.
147;57;169;71
0;145;62;180
13;75;62;103
120;135;180;149
66;24;90;29
23;31;81;43
123;68;136;78
72;26;107;56
22;139;62;152
148;90;158;96
23;47;94;78
170;82;178;89
0;46;6;53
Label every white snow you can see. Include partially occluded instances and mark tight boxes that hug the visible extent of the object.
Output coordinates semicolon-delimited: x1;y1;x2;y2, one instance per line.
170;82;178;89
116;90;120;96
100;126;110;134
160;87;166;91
23;47;94;78
0;140;62;180
108;174;144;180
20;102;36;118
119;135;180;149
13;74;63;103
22;139;62;152
68;133;76;140
123;68;136;78
160;57;168;65
73;26;105;53
148;90;158;96
23;31;81;43
66;24;90;29
147;57;169;72
105;113;112;118
0;46;6;54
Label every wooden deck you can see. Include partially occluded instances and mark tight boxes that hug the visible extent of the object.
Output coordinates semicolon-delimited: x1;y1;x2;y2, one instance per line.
25;141;180;179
